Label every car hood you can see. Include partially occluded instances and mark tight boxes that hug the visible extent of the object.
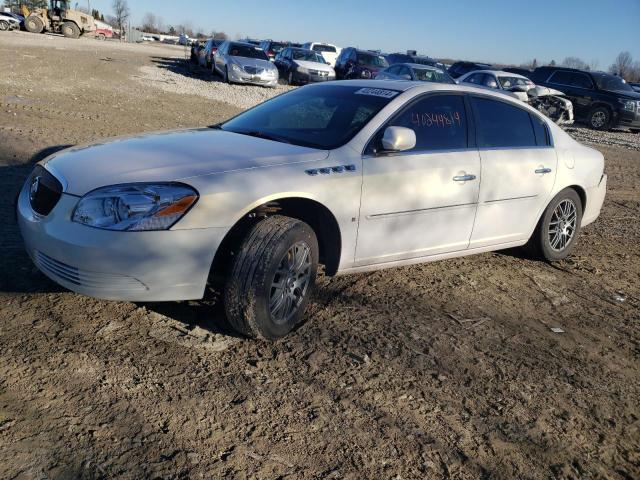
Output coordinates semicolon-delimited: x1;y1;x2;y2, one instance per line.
605;89;640;100
43;129;329;195
294;60;334;73
231;56;275;70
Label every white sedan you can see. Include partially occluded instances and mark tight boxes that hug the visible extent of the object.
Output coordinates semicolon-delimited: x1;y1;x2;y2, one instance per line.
18;81;607;339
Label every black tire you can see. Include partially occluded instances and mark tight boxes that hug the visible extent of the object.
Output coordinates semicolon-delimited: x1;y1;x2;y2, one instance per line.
61;21;80;39
0;20;9;31
287;71;294;86
630;129;640;134
25;16;44;34
224;215;319;340
525;188;583;262
223;65;230;83
587;106;611;131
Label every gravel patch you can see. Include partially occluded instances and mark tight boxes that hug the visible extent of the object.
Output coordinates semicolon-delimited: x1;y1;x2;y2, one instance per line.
137;61;293;109
563;125;640;150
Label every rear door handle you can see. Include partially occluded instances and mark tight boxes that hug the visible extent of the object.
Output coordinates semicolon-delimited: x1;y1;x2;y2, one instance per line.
535;168;552;174
453;174;477;182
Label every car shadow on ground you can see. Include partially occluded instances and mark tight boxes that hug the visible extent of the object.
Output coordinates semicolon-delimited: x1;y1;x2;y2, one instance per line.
0;144;74;295
149;56;224;83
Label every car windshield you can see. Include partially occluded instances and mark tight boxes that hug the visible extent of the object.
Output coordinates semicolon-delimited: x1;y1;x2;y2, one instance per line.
591;73;634;92
220;85;399;149
358;53;388;67
229;44;269;60
497;76;530;88
313;44;336;53
292;50;325;63
269;42;287;52
413;68;455;84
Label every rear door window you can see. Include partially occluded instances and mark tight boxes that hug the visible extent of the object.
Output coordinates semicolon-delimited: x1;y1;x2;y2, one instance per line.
470;97;537;148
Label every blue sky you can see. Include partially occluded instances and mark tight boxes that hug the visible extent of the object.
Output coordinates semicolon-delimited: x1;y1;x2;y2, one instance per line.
86;0;639;67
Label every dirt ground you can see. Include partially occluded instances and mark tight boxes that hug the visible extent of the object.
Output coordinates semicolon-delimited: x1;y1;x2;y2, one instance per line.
0;32;639;479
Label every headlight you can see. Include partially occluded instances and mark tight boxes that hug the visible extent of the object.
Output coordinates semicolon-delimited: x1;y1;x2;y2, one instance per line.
72;183;198;231
620;99;636;112
231;63;243;73
297;65;309;74
361;69;372;79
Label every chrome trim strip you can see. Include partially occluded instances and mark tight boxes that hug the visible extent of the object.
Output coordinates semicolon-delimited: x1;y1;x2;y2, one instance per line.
367;202;477;219
483;194;538;204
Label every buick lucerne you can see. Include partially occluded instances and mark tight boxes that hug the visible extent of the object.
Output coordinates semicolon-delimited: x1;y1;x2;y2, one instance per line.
18;81;607;339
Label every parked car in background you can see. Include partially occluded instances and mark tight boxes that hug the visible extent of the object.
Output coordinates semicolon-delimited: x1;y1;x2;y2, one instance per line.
385;53;446;70
0;11;21;31
334;47;388;79
18;81;607;340
259;40;289;62
138;35;155;42
190;40;205;63
302;42;341;67
376;63;455;84
213;41;279;87
459;70;573;124
198;38;223;69
274;47;335;85
530;66;640;131
448;61;493;79
94;20;113;40
458;70;534;101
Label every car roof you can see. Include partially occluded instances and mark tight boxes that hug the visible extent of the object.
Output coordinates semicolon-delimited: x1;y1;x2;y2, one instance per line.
470;70;529;78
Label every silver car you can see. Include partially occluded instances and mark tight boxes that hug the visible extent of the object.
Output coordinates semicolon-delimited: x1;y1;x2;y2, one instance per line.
376;63;455;84
213;41;279;87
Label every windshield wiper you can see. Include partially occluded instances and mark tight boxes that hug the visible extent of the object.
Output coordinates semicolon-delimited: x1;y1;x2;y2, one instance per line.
239;130;291;144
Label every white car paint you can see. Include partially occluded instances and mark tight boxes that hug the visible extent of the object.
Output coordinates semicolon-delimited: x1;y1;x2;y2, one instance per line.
458;70;533;101
302;42;341;67
17;81;606;302
292;59;334;75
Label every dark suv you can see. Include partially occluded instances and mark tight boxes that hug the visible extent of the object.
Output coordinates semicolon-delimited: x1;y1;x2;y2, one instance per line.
448;61;493;79
530;66;640;131
334;48;388;79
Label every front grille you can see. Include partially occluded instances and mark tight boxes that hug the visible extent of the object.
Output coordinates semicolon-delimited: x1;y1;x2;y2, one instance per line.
28;165;62;216
34;251;148;292
243;66;263;75
309;69;329;77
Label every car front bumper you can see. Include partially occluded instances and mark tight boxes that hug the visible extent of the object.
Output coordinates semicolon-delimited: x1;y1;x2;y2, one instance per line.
17;180;227;302
228;67;278;87
293;70;335;85
582;174;607;227
613;109;640;129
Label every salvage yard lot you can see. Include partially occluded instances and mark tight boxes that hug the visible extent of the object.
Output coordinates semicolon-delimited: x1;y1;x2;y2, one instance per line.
0;32;639;479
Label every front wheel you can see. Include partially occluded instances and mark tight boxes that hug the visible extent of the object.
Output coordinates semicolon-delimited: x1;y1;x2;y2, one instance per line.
588;106;611;131
61;21;80;38
526;188;583;262
25;16;44;34
224;216;319;340
0;20;9;31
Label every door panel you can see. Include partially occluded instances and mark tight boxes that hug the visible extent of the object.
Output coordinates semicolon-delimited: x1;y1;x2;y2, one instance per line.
356;150;480;265
469;148;557;247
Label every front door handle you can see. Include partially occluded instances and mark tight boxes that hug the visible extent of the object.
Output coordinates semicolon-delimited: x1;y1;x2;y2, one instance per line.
535;167;552;174
453;174;477;182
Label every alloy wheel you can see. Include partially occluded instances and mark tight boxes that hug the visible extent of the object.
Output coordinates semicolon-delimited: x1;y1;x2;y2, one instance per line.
269;241;312;325
548;199;577;251
591;110;607;129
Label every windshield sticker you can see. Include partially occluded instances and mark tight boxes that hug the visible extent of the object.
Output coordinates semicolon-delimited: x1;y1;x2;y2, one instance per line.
354;88;400;99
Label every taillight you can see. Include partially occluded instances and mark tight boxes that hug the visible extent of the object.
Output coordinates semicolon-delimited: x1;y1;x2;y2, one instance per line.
212;47;218;53
267;50;274;58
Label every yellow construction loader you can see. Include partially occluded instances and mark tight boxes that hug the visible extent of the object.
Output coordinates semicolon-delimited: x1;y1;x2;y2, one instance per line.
23;0;96;39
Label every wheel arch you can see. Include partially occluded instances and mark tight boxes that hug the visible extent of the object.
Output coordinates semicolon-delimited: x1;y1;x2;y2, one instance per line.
567;184;587;212
209;196;342;285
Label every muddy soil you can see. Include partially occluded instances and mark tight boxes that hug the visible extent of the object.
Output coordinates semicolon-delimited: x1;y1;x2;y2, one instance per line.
0;32;639;479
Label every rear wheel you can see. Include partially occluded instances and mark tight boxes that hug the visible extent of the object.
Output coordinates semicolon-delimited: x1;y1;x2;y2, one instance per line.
0;20;9;31
224;215;319;340
61;21;80;39
25;16;44;34
526;188;583;262
588;106;611;131
97;33;105;40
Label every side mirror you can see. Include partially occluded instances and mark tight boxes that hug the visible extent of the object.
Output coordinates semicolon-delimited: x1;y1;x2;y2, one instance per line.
381;126;416;152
